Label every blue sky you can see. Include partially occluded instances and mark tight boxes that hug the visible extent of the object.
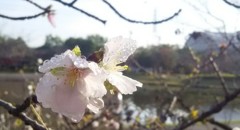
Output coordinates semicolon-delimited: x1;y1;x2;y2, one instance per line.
0;0;240;48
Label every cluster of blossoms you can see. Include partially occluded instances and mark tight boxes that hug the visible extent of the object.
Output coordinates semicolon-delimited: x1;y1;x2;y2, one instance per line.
36;37;142;122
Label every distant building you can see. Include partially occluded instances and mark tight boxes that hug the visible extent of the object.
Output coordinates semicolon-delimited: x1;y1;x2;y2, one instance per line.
185;31;240;52
184;31;240;74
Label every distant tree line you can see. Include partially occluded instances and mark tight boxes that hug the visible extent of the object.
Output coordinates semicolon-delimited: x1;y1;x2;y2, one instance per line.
0;34;239;74
132;45;195;74
0;34;106;72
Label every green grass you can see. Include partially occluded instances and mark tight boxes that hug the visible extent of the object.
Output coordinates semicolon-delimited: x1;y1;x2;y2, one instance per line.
126;72;240;89
197;73;238;78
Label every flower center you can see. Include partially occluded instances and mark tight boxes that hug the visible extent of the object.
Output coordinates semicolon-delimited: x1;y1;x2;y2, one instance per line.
51;66;89;88
67;68;86;87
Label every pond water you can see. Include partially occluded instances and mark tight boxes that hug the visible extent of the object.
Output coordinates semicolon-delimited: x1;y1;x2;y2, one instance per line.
124;87;240;124
121;98;240;125
1;73;240;126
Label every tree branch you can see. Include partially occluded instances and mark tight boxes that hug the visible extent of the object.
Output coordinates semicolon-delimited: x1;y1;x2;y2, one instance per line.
209;56;229;96
102;0;181;24
14;95;38;113
0;96;46;130
0;11;48;21
198;38;233;70
223;0;240;9
1;0;181;24
69;0;78;6
174;88;240;130
207;118;232;130
54;0;107;24
25;0;46;10
0;0;51;21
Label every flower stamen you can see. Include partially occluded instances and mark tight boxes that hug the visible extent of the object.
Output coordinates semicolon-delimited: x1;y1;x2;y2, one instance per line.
67;68;87;87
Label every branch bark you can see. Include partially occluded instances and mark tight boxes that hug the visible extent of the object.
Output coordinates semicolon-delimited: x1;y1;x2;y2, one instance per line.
102;0;181;24
54;0;106;24
0;0;181;25
223;0;240;9
0;11;48;21
0;95;46;130
174;88;240;130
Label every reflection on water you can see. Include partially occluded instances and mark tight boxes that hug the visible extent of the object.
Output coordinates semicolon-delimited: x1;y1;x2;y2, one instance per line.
123;99;240;125
121;100;158;126
202;106;240;122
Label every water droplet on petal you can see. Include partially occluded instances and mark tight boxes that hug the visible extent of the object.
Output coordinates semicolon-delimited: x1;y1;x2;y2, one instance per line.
71;118;78;123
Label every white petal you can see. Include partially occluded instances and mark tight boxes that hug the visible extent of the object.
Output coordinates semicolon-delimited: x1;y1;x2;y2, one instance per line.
103;36;137;66
35;73;56;107
108;72;142;94
82;73;107;98
36;72;87;122
73;57;89;69
87;98;104;113
39;50;76;73
88;62;102;75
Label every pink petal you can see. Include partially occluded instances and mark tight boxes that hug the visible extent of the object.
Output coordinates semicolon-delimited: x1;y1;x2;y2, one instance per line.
36;72;87;122
47;12;56;28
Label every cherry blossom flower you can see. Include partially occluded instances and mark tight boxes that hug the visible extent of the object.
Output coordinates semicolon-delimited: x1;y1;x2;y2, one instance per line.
101;36;142;94
36;47;106;122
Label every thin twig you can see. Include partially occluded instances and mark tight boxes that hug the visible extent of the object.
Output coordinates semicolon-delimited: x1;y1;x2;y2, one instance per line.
30;104;47;129
54;0;106;24
222;0;240;9
102;0;182;24
209;56;229;96
175;88;240;130
25;0;46;10
0;11;48;21
198;38;233;70
0;1;51;21
69;0;78;6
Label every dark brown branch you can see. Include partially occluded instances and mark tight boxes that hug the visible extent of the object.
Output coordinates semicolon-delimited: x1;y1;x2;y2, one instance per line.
69;0;78;6
15;95;38;113
25;0;46;10
170;84;232;130
207;118;232;130
54;0;106;24
0;0;51;21
223;0;240;9
102;0;181;24
0;98;46;130
174;88;240;130
171;87;232;130
0;11;48;21
1;0;180;24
